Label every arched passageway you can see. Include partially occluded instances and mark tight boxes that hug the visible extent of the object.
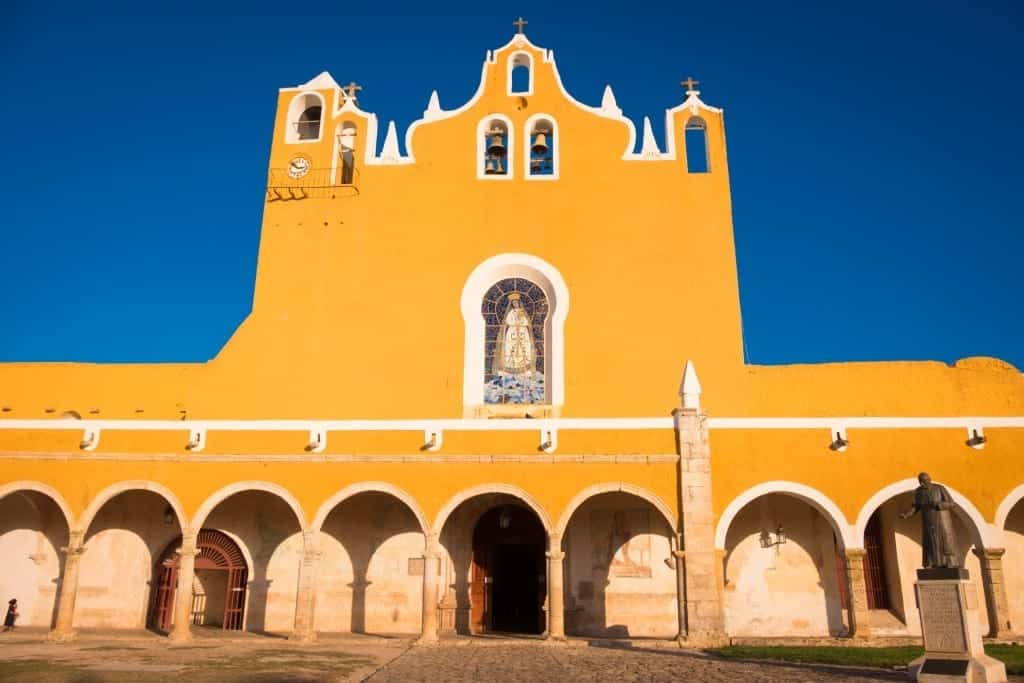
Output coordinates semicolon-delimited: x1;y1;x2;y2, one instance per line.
1005;499;1024;632
0;487;71;628
436;491;548;635
314;491;426;635
149;529;248;632
560;491;677;638
193;488;304;634
77;489;183;629
721;492;848;637
856;489;992;636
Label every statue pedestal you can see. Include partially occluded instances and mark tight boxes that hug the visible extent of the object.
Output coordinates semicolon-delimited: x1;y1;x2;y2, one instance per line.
909;569;1006;682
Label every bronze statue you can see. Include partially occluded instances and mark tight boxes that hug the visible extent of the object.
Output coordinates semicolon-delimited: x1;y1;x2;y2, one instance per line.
900;472;959;569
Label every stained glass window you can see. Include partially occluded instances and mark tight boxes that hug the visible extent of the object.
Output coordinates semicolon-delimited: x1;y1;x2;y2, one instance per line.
482;278;547;404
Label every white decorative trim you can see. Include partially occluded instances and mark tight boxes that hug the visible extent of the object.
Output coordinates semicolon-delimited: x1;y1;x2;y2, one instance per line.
431;483;552;535
661;93;721;162
599;85;621;117
523;113;559;180
555;482;676;536
191;481;307;531
378;121;402;164
995;484;1024;530
284;91;326;144
476;114;515;180
77;480;188;536
310;482;429;534
714;480;855;550
638;117;663;159
298;71;340;90
404;59;490;161
679;360;701;410
0;481;75;530
460;253;569;410
506;51;534;96
423;90;443;120
853;478;995;548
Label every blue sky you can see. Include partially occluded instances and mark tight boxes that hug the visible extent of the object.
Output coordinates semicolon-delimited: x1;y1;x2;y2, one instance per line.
2;2;1021;367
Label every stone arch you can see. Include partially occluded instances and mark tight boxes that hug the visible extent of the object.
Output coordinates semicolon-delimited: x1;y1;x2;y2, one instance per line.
854;478;994;548
555;482;676;538
461;253;570;411
432;483;552;536
191;481;308;531
0;481;75;531
995;484;1024;531
78;480;187;535
312;482;428;535
714;481;854;550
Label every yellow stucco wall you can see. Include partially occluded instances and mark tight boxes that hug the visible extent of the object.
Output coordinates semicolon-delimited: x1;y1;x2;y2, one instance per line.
1;34;1022;534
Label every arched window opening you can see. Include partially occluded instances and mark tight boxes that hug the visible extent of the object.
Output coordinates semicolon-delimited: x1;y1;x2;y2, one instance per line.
482;119;509;176
685;117;709;173
482;278;547;405
527;118;555;177
286;93;325;143
509;53;532;95
337;121;357;185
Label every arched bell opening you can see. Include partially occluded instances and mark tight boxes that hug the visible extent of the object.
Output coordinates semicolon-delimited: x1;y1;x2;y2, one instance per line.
437;493;547;635
149;529;248;633
478;116;512;178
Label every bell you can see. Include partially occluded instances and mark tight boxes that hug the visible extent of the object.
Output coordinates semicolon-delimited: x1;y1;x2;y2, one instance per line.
484;158;498;175
531;133;549;155
488;134;506;157
494;157;505;174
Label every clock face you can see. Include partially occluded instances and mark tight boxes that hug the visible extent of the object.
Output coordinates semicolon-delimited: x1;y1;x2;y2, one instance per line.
287;156;311;179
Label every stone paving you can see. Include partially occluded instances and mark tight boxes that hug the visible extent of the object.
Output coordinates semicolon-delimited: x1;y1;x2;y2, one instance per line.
368;640;907;682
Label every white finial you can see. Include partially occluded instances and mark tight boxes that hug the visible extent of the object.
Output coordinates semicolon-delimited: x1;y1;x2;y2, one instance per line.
600;85;621;116
425;90;442;119
679;360;702;410
380;120;401;162
640;117;661;159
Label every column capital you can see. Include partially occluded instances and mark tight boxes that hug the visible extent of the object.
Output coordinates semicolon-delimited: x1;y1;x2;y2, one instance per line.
546;550;566;561
844;548;868;560
973;547;1006;560
424;533;442;556
672;550;686;559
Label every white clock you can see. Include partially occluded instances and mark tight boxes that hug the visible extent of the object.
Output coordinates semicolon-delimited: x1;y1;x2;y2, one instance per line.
287;156;311;179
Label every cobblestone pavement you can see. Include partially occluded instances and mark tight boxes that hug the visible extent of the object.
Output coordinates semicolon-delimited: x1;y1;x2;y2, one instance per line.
367;641;907;682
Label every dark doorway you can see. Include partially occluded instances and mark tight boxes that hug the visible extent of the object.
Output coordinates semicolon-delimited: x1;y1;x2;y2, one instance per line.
863;510;891;610
471;505;545;634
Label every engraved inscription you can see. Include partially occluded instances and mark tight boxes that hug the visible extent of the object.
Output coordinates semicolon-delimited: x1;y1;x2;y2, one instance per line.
918;583;967;653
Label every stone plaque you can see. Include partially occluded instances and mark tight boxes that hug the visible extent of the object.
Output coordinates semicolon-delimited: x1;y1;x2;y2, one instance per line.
918;583;968;653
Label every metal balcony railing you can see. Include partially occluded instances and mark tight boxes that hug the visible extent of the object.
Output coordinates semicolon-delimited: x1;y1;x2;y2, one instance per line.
265;166;359;201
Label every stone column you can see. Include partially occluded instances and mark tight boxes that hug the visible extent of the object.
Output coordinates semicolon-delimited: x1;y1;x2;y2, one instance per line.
547;534;565;640
674;407;727;646
974;547;1013;638
843;549;872;640
290;530;321;642
672;548;687;639
48;531;86;642
419;534;441;643
169;531;199;642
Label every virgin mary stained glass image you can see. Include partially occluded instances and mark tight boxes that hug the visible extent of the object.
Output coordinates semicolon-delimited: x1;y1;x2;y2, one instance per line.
482;279;547;404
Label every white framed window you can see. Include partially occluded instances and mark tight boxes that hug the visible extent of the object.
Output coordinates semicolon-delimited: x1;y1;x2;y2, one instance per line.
461;254;569;416
477;115;514;180
684;116;709;173
507;52;533;95
333;120;357;185
524;114;558;180
285;92;325;143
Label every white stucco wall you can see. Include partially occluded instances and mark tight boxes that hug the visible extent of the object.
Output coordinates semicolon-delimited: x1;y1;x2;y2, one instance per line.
723;494;846;637
563;492;676;638
0;492;66;627
314;493;424;634
75;491;180;629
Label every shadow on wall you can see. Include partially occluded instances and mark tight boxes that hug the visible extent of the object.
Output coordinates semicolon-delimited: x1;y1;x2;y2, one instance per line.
723;494;846;638
0;491;69;628
318;492;424;635
202;491;302;635
563;492;677;639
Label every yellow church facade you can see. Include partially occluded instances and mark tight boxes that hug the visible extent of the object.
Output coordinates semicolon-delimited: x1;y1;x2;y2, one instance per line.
2;28;1023;645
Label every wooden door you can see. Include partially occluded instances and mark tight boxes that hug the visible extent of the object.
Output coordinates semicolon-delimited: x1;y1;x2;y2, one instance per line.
470;543;490;633
152;563;177;632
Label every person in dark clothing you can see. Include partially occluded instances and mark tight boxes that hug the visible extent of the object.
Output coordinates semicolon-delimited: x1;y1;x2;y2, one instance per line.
3;599;18;631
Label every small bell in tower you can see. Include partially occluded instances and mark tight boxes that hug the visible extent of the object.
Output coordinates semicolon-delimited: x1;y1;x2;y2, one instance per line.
488;131;507;157
484;158;498;175
531;132;549;155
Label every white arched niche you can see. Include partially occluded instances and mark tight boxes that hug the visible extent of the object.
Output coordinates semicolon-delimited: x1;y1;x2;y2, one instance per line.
460;253;569;416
